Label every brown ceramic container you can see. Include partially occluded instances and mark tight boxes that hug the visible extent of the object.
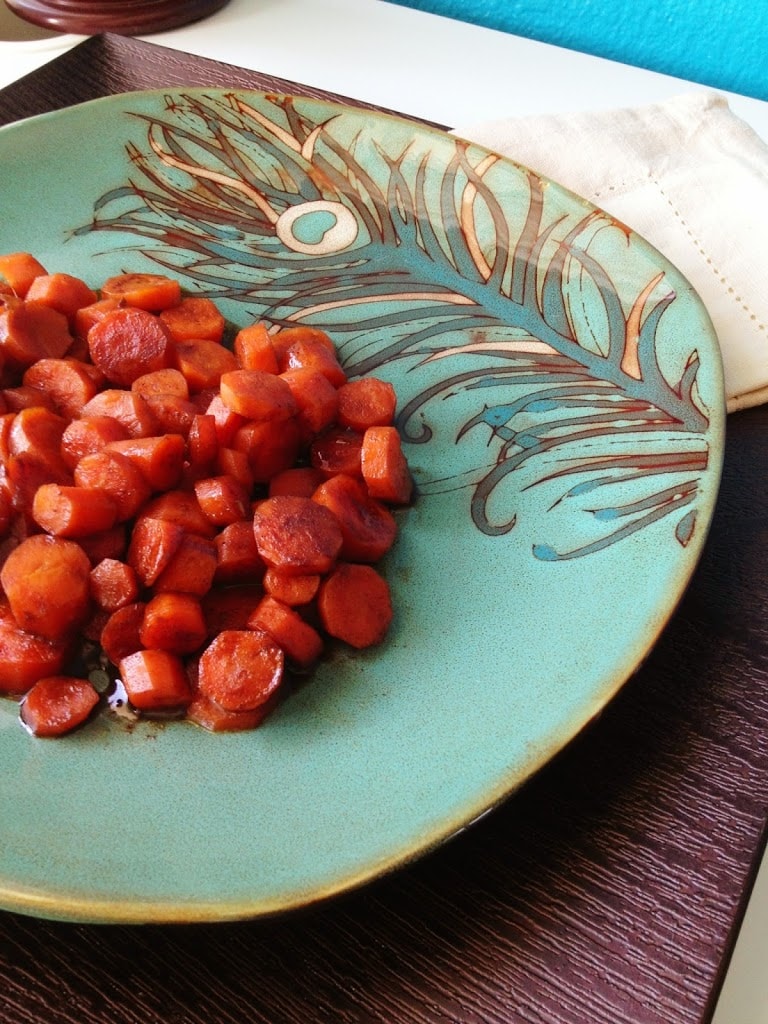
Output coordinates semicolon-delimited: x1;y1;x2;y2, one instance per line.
4;0;231;35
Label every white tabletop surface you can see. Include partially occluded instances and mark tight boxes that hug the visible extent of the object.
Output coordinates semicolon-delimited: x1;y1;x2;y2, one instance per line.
0;1;766;1020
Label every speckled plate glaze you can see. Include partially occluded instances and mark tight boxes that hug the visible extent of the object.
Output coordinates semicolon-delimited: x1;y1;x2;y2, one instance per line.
0;89;724;923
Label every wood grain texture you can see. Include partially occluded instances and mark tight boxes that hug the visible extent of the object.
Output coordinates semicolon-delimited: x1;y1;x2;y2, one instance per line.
0;37;766;1024
0;34;442;127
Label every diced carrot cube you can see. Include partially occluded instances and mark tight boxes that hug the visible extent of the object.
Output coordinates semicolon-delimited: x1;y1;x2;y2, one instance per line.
90;558;140;612
119;648;192;711
360;425;413;504
233;322;279;373
139;593;207;655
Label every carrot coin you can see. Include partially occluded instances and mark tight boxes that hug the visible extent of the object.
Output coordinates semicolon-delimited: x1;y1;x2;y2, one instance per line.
198;629;284;712
21;676;99;737
88;306;175;387
252;495;342;576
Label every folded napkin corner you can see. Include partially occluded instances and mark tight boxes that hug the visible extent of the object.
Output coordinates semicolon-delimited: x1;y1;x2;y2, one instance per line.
453;91;768;412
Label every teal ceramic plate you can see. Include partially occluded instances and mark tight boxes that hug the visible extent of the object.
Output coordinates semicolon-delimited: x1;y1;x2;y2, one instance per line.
0;90;724;923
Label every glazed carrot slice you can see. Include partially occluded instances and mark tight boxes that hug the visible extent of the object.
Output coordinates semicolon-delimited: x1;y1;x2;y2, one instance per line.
310;425;364;478
100;272;182;312
174;338;238;392
22;357;100;419
20;676;99;737
105;434;186;492
263;568;320;606
215;446;254;490
219;369;297;422
204;393;247;446
89;558;140;612
0;605;68;694
139;490;217;538
6;457;71;524
197;629;284;712
139;593;207;655
252;495;343;576
141;394;197;437
267;466;325;499
159;296;226;344
186;691;277;732
100;601;146;665
0;384;56;413
280;367;339;437
32;483;118;538
126;516;185;587
131;367;189;401
213;520;265;584
187;413;219;475
73;297;122;342
318;562;393;649
248;595;323;669
233;322;279;373
87;306;175;387
194;474;250;526
0;412;13;463
337;377;397;431
0;300;73;368
74;449;152;521
119;649;192;711
232;416;302;484
312;472;397;562
0;533;92;642
361;425;413;504
60;415;130;470
8;405;69;474
80;389;159;438
270;325;337;361
24;273;98;323
278;336;347;387
0;252;47;297
152;533;218;596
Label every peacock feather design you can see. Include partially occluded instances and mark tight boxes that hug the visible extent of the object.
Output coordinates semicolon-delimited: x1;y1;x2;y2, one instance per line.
76;91;714;560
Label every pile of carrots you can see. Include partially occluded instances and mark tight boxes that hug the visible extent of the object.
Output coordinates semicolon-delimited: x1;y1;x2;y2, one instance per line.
0;252;412;737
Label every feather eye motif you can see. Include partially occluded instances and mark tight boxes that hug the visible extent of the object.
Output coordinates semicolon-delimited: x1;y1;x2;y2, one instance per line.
78;92;711;561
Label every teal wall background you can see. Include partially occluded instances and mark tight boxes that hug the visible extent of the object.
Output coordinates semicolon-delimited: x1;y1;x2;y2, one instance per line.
386;0;768;102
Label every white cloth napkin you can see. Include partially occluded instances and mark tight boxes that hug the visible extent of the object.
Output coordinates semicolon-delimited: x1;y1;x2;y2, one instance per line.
452;91;768;412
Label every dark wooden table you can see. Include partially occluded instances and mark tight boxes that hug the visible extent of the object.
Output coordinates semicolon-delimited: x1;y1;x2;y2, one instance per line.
0;34;766;1024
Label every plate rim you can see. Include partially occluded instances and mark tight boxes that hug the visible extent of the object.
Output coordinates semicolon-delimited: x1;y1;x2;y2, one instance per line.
0;87;726;923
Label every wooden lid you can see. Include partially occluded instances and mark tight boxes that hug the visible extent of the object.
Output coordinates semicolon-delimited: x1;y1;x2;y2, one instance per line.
4;0;232;35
